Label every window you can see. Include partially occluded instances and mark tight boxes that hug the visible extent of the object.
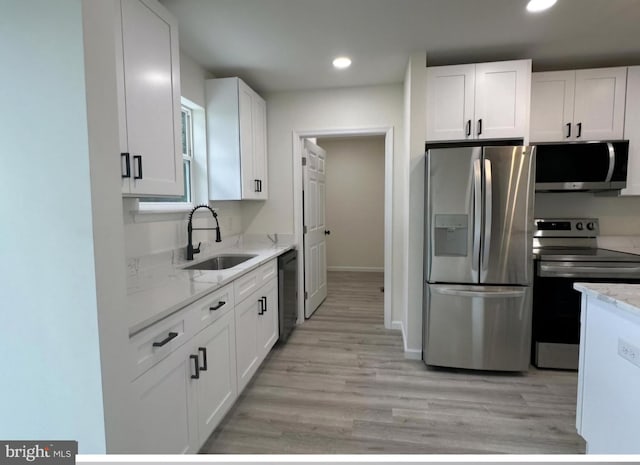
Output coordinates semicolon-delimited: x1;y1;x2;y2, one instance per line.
138;104;194;206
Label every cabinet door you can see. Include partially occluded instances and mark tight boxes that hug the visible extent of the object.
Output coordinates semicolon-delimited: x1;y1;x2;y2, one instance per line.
475;60;531;140
131;342;198;454
238;80;257;199
530;71;575;142
573;67;627;141
622;67;640;196
194;310;237;446
426;64;475;141
119;0;183;196
257;279;279;361
252;94;268;199
234;291;261;393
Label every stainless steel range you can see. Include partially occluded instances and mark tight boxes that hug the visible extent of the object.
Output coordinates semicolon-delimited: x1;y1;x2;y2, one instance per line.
532;218;640;369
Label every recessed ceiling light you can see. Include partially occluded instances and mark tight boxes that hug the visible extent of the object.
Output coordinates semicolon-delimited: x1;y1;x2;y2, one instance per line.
526;0;557;12
332;56;352;69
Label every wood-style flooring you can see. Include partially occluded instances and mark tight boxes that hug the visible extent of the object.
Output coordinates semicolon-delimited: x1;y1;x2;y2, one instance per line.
201;271;586;454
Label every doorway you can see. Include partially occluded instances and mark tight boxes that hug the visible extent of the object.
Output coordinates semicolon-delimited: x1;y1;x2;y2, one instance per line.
293;127;394;328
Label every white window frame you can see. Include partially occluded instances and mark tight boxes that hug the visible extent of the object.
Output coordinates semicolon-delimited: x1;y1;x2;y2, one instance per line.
137;97;207;214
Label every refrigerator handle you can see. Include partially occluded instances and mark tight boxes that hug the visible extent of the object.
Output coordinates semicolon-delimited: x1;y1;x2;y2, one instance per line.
472;159;482;276
482;159;493;276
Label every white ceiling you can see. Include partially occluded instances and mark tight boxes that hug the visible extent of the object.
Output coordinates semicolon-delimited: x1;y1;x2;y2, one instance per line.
160;0;640;94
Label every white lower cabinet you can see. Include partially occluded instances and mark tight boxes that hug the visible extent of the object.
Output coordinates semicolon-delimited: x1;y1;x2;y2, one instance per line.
129;258;281;453
235;275;279;394
131;341;198;453
193;310;237;446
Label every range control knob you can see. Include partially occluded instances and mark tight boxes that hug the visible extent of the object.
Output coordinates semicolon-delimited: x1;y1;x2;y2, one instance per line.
587;222;595;231
576;222;584;231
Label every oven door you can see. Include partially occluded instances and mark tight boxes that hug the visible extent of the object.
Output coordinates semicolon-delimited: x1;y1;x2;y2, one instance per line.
532;260;640;369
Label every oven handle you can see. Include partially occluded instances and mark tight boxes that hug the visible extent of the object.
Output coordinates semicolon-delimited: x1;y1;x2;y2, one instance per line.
539;263;640;277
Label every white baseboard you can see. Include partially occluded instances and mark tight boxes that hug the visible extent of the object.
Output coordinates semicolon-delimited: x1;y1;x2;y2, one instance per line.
327;266;384;272
392;320;423;360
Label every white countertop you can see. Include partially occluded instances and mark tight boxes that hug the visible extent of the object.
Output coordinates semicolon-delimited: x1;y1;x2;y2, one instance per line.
574;282;640;319
127;239;295;335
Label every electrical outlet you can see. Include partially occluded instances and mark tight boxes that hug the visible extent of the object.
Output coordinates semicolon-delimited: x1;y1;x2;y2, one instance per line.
618;338;640;368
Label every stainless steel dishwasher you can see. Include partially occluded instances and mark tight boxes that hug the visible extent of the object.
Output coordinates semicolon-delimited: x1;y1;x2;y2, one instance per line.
278;249;298;343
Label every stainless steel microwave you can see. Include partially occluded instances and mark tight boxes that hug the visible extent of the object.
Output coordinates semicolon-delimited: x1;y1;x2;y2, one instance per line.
535;141;629;192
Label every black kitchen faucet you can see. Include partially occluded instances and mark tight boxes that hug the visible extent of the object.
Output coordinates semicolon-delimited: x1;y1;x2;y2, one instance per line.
187;204;221;260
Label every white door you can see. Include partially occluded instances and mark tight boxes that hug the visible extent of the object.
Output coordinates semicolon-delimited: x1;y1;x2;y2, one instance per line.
573;67;627;141
120;0;183;196
530;70;576;142
303;139;327;318
194;311;237;446
252;94;268;199
426;64;476;141
474;59;531;140
622;66;640;196
257;279;279;359
234;292;260;393
238;80;256;198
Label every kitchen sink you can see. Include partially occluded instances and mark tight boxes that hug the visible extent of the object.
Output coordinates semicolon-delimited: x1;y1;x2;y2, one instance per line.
183;254;257;271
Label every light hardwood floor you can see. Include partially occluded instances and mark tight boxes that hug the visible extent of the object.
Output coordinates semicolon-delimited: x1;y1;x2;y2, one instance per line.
201;271;586;454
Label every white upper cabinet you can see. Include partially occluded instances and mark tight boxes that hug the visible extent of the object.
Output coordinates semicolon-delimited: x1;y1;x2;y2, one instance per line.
622;66;640;196
117;0;183;196
206;77;268;200
426;60;531;141
530;67;627;142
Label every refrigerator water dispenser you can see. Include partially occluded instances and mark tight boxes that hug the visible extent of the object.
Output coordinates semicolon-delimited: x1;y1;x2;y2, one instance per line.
434;214;468;257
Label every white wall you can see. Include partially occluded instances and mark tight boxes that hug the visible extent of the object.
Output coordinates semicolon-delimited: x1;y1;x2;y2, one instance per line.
536;193;640;235
247;84;406;324
0;0;107;451
318;136;385;271
402;53;428;357
122;52;244;259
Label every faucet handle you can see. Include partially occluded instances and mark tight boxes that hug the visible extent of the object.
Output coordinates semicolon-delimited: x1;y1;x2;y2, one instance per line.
194;242;201;254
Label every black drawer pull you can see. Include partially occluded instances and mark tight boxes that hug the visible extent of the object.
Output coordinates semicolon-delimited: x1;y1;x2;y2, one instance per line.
190;354;200;379
198;347;208;371
258;297;266;315
466;120;471;137
152;331;178;347
566;123;572;138
576;122;582;138
477;118;483;136
210;301;226;311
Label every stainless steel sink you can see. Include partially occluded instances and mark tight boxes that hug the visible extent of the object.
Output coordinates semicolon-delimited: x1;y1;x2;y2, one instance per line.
183;254;257;271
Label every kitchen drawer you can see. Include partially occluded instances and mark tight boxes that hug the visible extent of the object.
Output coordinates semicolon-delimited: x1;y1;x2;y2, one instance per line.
129;305;198;381
195;283;234;329
234;259;277;303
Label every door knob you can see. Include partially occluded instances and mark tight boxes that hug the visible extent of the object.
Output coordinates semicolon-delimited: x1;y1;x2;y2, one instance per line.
324;230;331;235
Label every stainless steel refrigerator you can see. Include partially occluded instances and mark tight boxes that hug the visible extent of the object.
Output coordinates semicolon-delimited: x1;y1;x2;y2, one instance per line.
423;145;536;372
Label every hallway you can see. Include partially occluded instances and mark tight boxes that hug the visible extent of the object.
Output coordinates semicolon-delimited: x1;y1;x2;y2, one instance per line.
201;271;584;454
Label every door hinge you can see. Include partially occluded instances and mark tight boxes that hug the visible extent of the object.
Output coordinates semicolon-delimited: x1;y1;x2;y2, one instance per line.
303;225;308;234
304;291;308;300
302;157;307;166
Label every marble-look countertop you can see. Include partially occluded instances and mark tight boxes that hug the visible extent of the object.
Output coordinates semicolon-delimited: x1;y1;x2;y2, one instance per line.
127;238;295;335
574;282;640;319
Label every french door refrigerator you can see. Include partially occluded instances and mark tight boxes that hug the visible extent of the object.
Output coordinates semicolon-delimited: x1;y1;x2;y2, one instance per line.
423;146;536;371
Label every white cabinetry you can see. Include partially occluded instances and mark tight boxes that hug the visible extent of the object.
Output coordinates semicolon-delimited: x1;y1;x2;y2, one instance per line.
622;66;640;196
234;261;279;393
575;291;640;453
116;0;183;196
530;67;627;142
426;60;531;141
206;77;268;200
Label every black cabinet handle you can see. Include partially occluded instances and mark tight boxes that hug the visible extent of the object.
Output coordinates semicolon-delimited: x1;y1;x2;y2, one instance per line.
254;179;260;192
477;119;483;136
190;354;200;379
210;301;226;311
576;122;582;138
258;297;266;315
566;123;572;138
152;331;178;347
259;180;263;192
324;230;331;235
133;155;143;179
262;296;268;312
466;120;471;137
198;347;208;371
121;152;131;178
